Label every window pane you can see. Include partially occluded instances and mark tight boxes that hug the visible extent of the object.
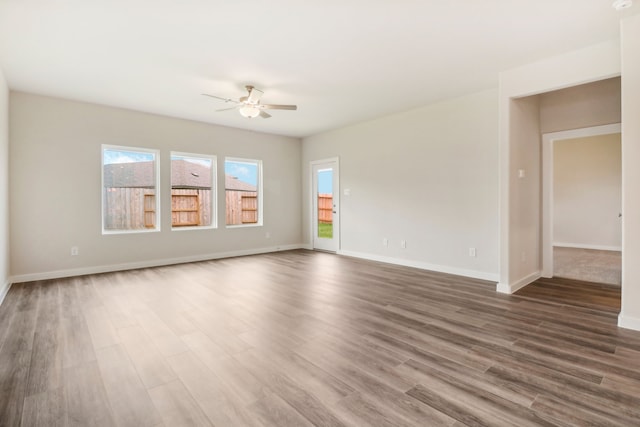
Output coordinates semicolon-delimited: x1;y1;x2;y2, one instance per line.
317;168;333;239
171;153;215;229
102;146;159;232
225;158;261;226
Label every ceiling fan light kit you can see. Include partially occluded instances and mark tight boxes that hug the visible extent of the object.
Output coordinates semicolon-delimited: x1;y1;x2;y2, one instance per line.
612;0;633;10
239;105;260;118
202;85;297;119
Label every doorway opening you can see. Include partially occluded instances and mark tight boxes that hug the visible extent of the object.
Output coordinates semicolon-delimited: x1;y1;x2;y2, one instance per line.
311;158;339;252
542;124;622;287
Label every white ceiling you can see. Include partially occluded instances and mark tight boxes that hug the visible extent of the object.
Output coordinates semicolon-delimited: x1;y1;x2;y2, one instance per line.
0;1;637;138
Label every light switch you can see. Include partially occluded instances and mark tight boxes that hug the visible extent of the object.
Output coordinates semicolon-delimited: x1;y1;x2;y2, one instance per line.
344;188;351;196
518;169;526;178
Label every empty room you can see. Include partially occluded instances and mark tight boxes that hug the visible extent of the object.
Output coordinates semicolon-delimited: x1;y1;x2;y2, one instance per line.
1;1;640;426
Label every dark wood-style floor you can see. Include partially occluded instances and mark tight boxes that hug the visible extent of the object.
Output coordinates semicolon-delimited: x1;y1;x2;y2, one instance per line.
1;250;639;426
517;276;621;313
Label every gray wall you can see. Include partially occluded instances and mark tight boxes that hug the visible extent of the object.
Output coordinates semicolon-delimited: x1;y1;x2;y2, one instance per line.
303;89;499;281
9;92;303;280
0;68;8;299
539;77;621;134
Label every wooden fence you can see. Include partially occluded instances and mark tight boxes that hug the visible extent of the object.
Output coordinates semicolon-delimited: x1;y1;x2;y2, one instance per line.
172;189;212;227
104;188;213;230
318;194;333;224
105;188;259;229
226;190;258;225
104;188;157;230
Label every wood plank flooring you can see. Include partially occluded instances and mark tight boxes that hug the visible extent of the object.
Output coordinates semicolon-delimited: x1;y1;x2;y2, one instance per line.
1;249;639;426
516;276;621;313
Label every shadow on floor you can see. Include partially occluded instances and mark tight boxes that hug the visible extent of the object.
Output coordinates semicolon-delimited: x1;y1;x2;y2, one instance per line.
516;276;621;313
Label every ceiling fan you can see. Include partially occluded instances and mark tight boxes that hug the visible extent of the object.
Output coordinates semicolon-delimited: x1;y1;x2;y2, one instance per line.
202;85;297;119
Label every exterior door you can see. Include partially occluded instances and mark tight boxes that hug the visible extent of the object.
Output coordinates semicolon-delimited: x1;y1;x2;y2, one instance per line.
312;159;339;252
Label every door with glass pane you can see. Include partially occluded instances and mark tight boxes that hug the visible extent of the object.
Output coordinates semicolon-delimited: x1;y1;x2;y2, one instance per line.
312;159;339;252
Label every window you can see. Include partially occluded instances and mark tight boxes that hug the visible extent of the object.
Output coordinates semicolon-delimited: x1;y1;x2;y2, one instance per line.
171;152;216;229
225;158;262;226
102;145;160;233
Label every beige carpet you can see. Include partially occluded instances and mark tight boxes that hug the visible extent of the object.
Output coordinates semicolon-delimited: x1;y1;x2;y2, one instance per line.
553;246;621;286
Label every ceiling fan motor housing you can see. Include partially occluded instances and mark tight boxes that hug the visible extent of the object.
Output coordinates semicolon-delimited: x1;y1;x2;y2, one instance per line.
202;85;297;119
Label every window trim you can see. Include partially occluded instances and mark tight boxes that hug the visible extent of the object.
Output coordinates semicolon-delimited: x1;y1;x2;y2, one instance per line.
170;151;218;231
101;144;161;235
224;157;263;228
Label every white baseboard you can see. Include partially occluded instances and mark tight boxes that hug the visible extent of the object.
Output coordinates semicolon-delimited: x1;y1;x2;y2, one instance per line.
9;244;306;284
553;242;621;252
618;313;640;331
0;279;11;306
337;250;499;282
495;282;511;294
496;270;541;294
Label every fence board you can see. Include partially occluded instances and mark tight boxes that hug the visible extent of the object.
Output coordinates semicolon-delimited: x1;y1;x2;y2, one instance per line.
104;188;156;230
172;193;199;226
104;188;214;230
318;194;333;224
241;194;258;224
226;191;258;225
171;189;212;227
103;187;267;229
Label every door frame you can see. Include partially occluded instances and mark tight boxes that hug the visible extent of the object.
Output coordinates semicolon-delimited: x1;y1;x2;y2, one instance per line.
310;157;340;252
541;123;621;277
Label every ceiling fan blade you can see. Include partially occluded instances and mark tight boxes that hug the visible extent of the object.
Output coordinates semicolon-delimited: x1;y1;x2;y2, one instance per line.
202;93;239;104
259;111;272;119
247;86;264;104
261;104;297;111
216;106;239;112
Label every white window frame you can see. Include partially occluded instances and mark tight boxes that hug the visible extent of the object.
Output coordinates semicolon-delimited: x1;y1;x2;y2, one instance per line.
170;151;217;231
101;144;161;234
224;157;263;228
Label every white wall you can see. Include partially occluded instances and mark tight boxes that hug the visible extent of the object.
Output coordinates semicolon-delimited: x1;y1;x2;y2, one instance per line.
0;68;9;302
498;40;621;293
9;92;303;281
554;134;621;250
620;14;640;330
302;89;499;281
505;95;541;288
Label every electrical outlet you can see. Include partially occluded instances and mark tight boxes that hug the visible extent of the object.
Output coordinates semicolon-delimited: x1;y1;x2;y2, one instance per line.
469;247;476;257
71;246;79;256
265;232;271;239
401;240;407;249
383;238;388;246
